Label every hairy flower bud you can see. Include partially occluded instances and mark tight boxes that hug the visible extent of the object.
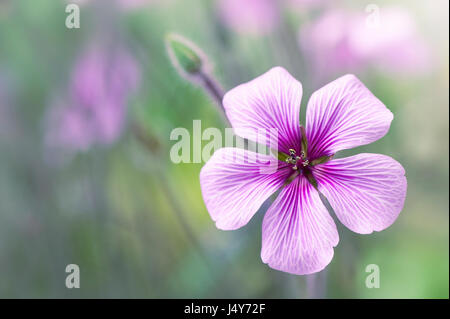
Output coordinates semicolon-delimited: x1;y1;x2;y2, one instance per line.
165;33;207;80
165;32;227;122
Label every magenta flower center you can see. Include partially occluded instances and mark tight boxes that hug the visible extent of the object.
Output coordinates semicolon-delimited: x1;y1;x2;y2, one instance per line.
285;148;309;171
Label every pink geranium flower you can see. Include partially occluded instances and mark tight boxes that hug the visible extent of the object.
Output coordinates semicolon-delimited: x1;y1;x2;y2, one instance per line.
200;67;407;275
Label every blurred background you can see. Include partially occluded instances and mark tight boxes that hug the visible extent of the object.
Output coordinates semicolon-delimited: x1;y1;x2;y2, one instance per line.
0;0;448;298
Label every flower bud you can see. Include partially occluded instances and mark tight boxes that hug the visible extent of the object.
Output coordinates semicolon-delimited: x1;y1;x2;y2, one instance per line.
165;32;227;122
165;33;206;79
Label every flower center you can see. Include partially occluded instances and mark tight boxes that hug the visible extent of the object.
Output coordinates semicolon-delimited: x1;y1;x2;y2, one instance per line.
285;148;309;170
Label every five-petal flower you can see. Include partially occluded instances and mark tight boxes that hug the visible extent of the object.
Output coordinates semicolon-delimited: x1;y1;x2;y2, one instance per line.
200;67;407;275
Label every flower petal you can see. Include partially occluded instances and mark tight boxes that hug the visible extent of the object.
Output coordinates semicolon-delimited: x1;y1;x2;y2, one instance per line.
223;67;303;154
313;153;407;234
200;147;290;230
261;176;339;275
306;74;393;158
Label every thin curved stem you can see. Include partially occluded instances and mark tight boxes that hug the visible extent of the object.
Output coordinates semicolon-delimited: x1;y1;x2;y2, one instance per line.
197;71;230;126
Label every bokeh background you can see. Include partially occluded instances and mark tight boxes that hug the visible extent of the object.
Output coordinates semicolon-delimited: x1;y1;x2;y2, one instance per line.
0;0;448;298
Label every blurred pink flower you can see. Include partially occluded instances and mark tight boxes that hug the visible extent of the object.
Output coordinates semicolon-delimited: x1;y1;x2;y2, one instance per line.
350;7;430;73
300;10;361;74
300;7;431;77
217;0;279;35
46;46;140;151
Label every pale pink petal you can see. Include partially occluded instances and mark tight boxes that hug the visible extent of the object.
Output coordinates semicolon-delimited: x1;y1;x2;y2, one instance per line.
305;74;393;159
313;153;407;234
70;47;107;109
200;147;290;230
261;176;339;275
223;67;303;154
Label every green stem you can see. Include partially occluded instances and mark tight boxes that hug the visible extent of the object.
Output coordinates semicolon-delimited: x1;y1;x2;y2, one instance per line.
198;71;229;126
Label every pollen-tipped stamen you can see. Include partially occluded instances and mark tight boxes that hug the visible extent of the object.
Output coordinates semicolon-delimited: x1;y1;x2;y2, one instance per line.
285;148;302;170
